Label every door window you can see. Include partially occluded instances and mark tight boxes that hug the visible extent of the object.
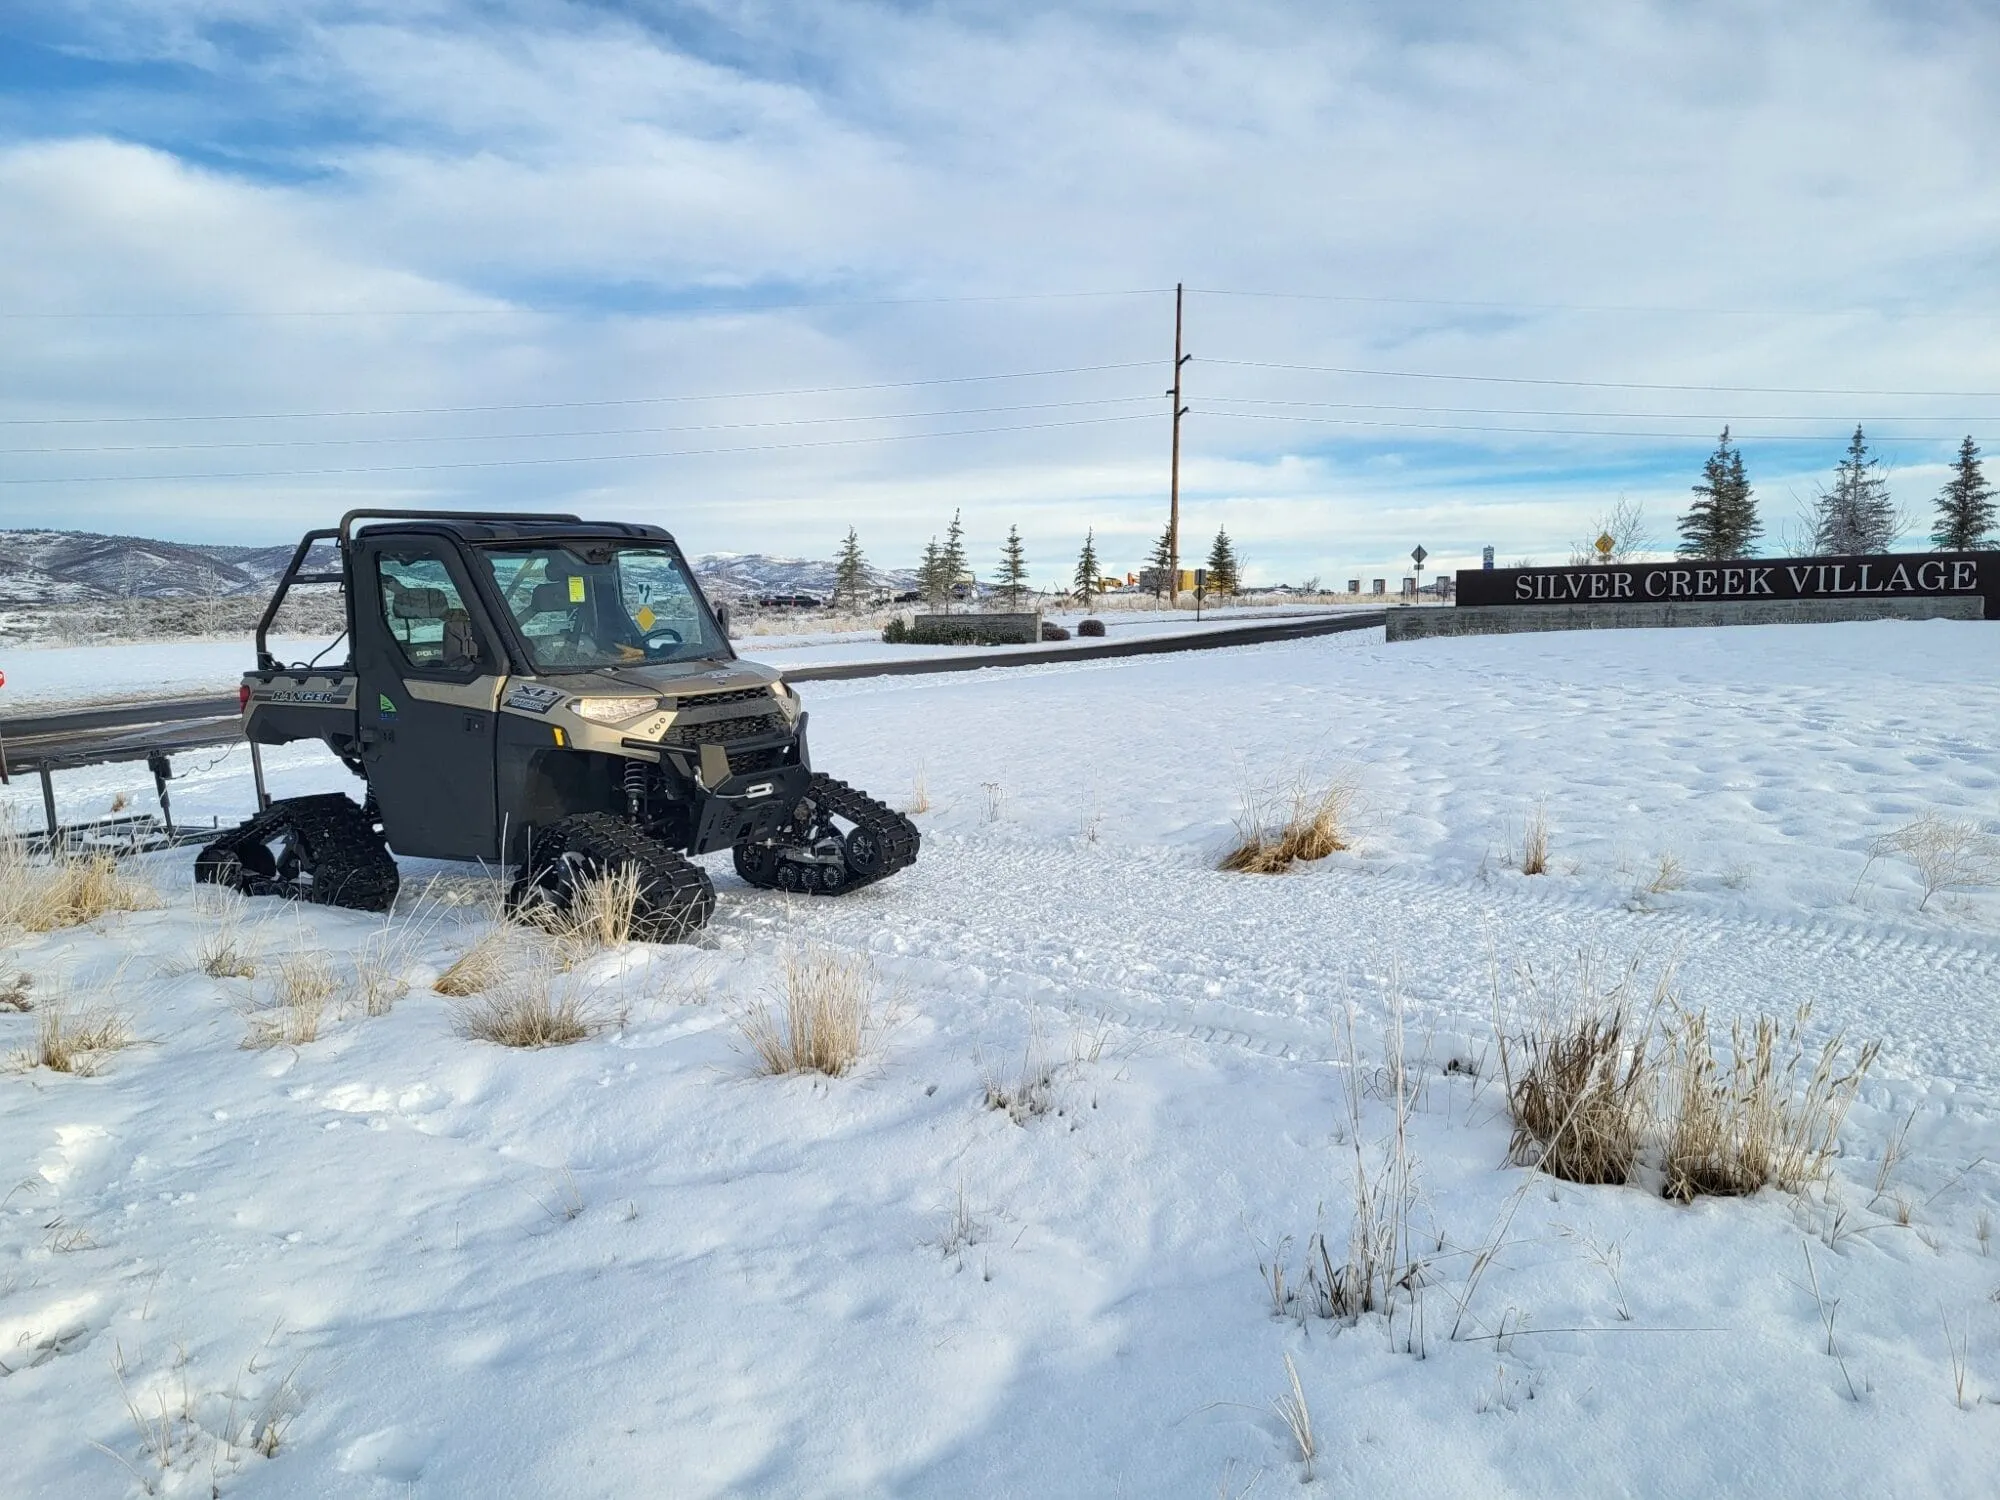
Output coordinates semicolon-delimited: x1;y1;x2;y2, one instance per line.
375;552;485;671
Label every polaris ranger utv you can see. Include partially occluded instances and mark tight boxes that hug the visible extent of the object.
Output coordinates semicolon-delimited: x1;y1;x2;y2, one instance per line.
194;510;918;938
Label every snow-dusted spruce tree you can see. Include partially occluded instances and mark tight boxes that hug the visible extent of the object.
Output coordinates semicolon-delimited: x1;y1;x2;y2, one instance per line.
1147;524;1174;598
938;509;968;613
993;525;1029;608
918;537;947;611
1073;529;1101;607
1205;528;1239;595
1678;428;1760;558
1812;426;1900;554
1931;436;1995;551
832;528;870;610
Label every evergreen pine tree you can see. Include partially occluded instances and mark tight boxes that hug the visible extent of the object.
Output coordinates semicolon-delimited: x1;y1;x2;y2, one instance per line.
918;537;947;611
1205;528;1240;595
993;525;1029;608
1678;429;1734;559
1146;524;1174;598
1721;443;1759;556
938;509;968;613
1812;426;1899;555
1073;529;1101;606
832;528;870;610
1931;436;1995;551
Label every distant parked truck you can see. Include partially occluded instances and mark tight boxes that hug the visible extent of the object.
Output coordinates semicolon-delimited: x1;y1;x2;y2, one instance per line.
755;593;823;610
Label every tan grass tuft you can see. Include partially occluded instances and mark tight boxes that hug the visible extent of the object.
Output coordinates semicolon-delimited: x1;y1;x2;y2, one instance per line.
452;967;614;1048
738;946;875;1077
905;765;932;816
434;925;516;997
0;822;159;932
240;952;338;1050
1499;956;1668;1185
1659;1004;1878;1203
195;928;258;980
1520;800;1550;876
17;1002;133;1075
0;973;31;1012
1220;776;1354;874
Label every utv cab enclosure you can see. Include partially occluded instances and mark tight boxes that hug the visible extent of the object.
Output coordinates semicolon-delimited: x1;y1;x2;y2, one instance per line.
195;509;918;938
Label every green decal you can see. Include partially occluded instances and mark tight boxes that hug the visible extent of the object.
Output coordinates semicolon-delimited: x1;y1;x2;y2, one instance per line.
378;693;398;716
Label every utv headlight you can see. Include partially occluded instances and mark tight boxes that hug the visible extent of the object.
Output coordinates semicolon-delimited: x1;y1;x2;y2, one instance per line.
570;696;658;724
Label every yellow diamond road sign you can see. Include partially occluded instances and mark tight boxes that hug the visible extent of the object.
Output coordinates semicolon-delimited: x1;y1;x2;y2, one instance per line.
1595;532;1616;556
636;605;656;631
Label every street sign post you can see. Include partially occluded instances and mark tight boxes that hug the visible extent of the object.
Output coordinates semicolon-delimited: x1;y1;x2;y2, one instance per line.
1411;545;1428;599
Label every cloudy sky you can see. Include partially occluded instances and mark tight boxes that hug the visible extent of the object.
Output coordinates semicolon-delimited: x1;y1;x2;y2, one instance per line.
3;1;1998;583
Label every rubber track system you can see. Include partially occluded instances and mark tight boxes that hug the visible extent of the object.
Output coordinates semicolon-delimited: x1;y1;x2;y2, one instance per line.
734;773;920;896
193;793;400;913
511;812;717;943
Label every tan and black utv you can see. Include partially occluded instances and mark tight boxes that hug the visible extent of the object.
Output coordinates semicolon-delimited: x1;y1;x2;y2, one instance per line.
194;509;918;937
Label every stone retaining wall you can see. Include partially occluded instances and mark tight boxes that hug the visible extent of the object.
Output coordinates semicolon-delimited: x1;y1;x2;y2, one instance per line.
1385;596;1983;642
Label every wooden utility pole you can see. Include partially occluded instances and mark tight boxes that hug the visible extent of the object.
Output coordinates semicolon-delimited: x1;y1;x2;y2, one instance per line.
1167;282;1189;605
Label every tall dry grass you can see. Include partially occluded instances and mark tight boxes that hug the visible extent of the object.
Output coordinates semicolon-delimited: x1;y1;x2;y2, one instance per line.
1499;957;1879;1202
738;946;875;1077
15;1000;133;1075
1499;956;1669;1185
0;820;159;932
240;951;339;1049
1659;1005;1879;1202
452;965;618;1048
1220;776;1355;875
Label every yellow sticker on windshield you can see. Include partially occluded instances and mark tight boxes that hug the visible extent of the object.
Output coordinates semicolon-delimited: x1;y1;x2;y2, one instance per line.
567;576;586;603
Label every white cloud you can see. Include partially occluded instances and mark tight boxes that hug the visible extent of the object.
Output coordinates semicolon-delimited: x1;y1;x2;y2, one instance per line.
2;0;1998;580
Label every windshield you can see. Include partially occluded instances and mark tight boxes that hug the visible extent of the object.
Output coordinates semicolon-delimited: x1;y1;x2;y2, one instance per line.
479;542;728;672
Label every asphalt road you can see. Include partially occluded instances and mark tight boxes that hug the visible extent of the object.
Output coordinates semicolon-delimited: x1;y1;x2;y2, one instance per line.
0;610;1388;772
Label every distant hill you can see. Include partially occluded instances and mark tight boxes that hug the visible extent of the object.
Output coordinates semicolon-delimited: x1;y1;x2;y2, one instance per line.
0;528;917;616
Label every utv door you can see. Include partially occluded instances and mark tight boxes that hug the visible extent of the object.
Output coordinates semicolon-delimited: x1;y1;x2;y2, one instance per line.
351;537;505;861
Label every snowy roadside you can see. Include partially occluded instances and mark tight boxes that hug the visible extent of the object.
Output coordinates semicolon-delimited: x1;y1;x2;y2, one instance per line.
4;620;1998;1496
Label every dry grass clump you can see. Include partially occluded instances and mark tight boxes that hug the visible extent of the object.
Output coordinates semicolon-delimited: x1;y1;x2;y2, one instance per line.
16;1002;133;1076
0;973;32;1012
240;952;339;1050
0;825;159;932
738;946;875;1077
1659;1004;1879;1203
434;925;516;997
1520;801;1550;876
905;765;932;816
1499;956;1879;1202
452;968;616;1048
1220;776;1355;874
195;928;259;980
1500;957;1667;1185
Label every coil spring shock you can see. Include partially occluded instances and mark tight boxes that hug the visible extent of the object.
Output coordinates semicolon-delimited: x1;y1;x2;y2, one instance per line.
622;757;649;823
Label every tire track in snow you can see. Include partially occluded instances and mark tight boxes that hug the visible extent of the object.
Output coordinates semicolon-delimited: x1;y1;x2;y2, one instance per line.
708;835;2000;1100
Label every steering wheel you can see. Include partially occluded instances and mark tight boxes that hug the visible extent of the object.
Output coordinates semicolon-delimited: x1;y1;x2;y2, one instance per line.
641;626;684;651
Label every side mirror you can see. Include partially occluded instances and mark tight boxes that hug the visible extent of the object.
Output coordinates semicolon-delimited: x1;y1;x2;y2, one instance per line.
715;600;732;639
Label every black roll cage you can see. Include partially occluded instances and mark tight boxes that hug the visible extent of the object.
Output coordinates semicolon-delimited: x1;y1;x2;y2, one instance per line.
255;508;736;674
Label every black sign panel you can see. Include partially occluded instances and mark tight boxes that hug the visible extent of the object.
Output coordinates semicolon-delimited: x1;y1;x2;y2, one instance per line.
1455;551;1999;620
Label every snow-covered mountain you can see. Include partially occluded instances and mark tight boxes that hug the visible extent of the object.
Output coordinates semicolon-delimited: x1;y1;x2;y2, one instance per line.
0;530;912;607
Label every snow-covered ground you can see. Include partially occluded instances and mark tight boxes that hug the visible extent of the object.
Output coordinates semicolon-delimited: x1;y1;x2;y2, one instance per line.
5;620;1999;1496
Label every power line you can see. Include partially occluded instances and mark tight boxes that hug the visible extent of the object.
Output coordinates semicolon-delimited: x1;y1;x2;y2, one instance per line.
1200;395;2000;423
1187;287;1995;321
0;290;1168;324
1203;357;2000;401
1198;409;1977;442
0;394;1158;457
0;360;1157;427
0;411;1157;485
